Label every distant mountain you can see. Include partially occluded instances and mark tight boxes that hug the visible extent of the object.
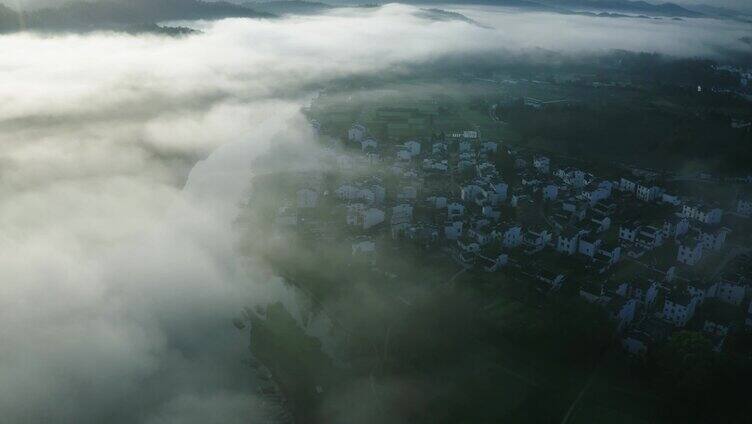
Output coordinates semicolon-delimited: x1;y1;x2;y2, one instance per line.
530;0;703;17
244;0;747;20
392;0;703;18
400;0;706;18
242;1;333;15
680;3;751;22
0;0;273;34
416;8;491;27
0;3;22;32
403;0;554;10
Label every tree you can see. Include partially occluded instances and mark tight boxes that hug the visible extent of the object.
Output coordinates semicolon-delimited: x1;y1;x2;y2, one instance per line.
651;331;750;423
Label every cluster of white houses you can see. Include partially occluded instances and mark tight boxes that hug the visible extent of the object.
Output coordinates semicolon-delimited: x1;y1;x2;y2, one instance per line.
281;121;752;356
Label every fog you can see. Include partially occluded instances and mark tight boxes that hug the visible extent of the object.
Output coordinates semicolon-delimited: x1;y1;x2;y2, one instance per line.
0;4;749;423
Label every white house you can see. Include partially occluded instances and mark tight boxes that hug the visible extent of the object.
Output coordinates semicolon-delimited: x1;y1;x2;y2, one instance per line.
404;140;421;156
447;202;465;219
364;152;381;165
346;204;385;230
335;184;359;201
607;297;637;331
361;138;378;152
336;155;353;170
662;289;700;327
636;184;662;202
591;201;616;217
619;222;641;242
635;226;664;249
677;238;704;266
348;124;366;143
538;269;566;290
427;196;447;209
422;158;449;173
458;159;476;173
396;149;413;161
275;206;298;228
482;205;501;221
371;185;386;204
444;221;463;240
542;184;558;201
461;184;486;203
479;252;508;272
622;333;648;356
714;279;747;306
661;193;681;206
496;224;523;248
703;320;730;338
310;119;321;137
661;215;689;239
697;226;729;251
737;199;752;217
481;142;498;154
397;185;418;201
407;225;439;245
432;142;448;155
598;180;614;195
476;162;498;180
602;280;629;298
467;227;492;246
619;178;637;193
590;216;611;233
595;245;622;267
622;318;673;356
571;170;587;189
533;156;550;174
686;280;716;305
297;188;319;209
578;236;602;258
561;200;587;222
682;204;723;225
556;169;587;188
488;182;509;205
630;278;660;306
462;130;479;140
391;204;414;231
585;182;612;206
557;229;584;255
456;238;481;265
524;228;553;252
352;240;376;255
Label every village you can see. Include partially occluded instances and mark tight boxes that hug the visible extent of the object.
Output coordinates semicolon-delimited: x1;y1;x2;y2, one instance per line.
265;117;752;360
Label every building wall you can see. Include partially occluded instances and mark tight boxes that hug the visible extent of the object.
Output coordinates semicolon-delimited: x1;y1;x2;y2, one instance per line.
619;178;637;193
677;243;703;266
716;282;745;306
663;299;697;327
557;236;578;255
543;184;558;201
737;200;752;217
503;227;523;248
619;226;638;242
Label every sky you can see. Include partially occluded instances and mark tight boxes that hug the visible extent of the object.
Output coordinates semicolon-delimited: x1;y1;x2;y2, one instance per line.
5;0;752;14
0;4;750;423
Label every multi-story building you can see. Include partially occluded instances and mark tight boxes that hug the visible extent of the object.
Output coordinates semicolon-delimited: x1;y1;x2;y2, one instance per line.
662;289;700;327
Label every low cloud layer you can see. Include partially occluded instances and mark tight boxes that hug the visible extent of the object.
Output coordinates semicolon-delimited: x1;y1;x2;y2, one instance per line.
0;4;750;423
